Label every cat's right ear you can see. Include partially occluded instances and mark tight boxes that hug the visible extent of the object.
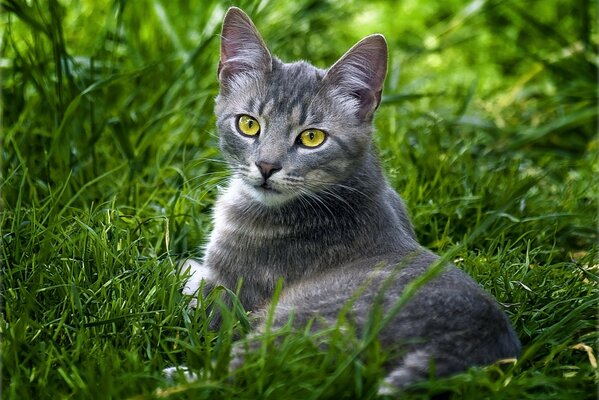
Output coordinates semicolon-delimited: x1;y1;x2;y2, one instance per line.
218;7;272;89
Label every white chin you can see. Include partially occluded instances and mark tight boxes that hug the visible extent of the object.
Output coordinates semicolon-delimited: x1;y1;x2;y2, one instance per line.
248;186;296;207
235;180;294;207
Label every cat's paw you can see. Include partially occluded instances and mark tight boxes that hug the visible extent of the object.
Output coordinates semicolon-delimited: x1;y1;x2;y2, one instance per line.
162;366;198;383
178;259;214;308
229;341;247;372
377;350;430;395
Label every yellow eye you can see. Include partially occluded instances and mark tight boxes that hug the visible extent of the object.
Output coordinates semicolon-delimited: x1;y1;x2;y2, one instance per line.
236;115;260;136
297;129;326;148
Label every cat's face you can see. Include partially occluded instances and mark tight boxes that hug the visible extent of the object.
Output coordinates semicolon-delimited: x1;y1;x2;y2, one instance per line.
214;8;387;207
215;61;372;206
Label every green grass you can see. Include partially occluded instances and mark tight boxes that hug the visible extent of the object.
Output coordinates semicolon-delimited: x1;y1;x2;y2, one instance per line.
1;0;597;398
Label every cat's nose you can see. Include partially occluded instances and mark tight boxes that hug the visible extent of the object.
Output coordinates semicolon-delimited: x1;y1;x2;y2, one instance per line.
255;161;282;180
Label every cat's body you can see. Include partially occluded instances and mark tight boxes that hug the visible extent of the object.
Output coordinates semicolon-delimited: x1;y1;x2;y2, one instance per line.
179;7;520;392
200;153;417;313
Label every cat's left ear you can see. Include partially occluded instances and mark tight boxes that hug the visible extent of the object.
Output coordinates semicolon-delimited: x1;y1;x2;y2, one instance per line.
324;34;388;121
218;7;272;89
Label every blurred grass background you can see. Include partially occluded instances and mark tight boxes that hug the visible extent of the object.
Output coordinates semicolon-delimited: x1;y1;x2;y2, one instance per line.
1;0;597;398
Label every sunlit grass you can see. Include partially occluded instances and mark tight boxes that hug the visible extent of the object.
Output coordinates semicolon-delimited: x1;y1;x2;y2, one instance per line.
1;0;597;398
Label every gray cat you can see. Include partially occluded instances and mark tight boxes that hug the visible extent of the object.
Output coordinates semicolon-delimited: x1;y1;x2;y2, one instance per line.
177;7;520;394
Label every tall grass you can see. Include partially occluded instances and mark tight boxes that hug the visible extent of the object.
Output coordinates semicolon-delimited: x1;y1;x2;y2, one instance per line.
1;0;597;398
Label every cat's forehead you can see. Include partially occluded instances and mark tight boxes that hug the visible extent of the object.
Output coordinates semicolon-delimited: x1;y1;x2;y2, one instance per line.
255;60;326;120
269;60;325;94
217;59;339;126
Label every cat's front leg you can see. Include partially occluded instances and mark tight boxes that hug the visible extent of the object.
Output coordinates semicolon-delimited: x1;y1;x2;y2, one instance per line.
179;258;215;308
161;260;216;381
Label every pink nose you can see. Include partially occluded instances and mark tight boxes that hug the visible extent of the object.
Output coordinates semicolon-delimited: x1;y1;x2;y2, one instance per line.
255;161;282;180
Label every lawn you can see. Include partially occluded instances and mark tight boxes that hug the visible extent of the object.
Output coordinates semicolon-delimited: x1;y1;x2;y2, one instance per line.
1;0;597;399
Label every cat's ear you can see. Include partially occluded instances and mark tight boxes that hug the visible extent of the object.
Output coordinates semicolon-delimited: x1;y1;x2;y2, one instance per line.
324;34;388;120
218;7;272;88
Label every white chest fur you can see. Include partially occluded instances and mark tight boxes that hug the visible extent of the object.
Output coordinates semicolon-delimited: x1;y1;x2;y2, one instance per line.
177;180;248;302
209;177;292;241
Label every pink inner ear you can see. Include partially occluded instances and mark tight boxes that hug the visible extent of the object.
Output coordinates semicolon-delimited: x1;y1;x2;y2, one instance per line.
219;8;272;84
325;35;388;120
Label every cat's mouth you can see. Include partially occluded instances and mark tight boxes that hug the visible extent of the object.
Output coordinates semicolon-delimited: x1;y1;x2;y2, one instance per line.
239;177;295;207
259;181;280;193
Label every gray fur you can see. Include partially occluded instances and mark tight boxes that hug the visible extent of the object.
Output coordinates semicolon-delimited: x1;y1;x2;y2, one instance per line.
182;7;520;392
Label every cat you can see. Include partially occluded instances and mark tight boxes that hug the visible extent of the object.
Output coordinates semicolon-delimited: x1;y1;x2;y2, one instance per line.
175;6;521;394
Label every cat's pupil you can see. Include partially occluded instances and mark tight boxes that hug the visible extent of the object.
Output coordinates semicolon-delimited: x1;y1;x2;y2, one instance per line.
248;120;254;128
309;131;314;140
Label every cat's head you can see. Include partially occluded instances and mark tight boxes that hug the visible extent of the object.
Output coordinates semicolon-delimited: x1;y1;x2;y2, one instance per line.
215;7;387;207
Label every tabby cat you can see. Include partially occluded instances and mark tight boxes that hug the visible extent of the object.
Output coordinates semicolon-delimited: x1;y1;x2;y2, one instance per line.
177;7;520;393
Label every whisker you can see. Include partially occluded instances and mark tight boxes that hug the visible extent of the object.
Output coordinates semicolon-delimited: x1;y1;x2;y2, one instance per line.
184;157;229;167
297;188;322;217
192;177;233;203
306;178;376;204
183;170;231;184
299;187;336;220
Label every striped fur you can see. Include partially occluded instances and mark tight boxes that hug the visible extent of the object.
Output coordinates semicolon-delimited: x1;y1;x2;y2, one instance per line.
179;7;520;393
